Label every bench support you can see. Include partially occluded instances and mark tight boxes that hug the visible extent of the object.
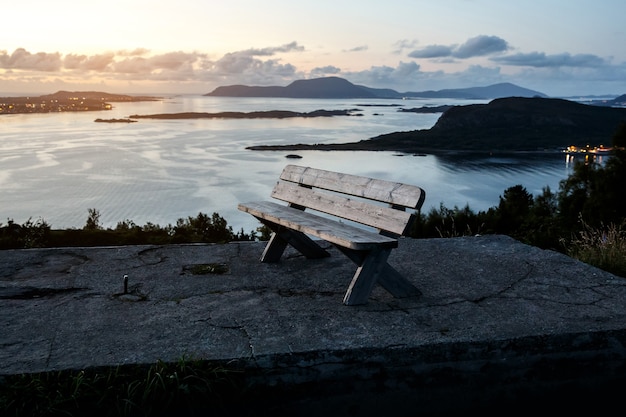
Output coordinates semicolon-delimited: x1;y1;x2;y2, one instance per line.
258;220;330;262
256;218;421;306
337;246;422;305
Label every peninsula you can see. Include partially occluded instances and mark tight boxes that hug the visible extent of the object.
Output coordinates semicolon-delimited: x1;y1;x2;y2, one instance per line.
0;91;162;115
247;97;626;153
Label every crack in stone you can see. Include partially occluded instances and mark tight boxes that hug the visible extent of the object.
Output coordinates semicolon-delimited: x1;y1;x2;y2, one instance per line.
472;260;535;303
0;287;87;300
234;319;255;358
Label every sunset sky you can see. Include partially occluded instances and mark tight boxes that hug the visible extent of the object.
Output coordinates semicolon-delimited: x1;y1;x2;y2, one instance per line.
2;0;625;97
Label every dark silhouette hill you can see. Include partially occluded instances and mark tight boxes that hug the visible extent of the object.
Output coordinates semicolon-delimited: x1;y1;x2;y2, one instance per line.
402;82;547;99
247;97;626;153
205;76;546;99
206;77;377;98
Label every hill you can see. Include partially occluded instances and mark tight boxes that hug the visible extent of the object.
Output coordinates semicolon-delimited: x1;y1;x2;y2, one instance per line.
205;76;546;99
247;97;626;153
588;94;626;107
205;77;377;98
402;82;547;99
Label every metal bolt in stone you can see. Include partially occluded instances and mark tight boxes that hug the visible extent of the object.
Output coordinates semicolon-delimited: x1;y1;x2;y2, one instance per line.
123;274;128;294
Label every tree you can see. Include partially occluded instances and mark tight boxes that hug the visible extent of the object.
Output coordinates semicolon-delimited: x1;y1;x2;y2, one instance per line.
557;125;626;229
524;186;562;249
83;208;102;231
495;185;533;235
557;160;600;228
611;121;626;149
172;212;234;243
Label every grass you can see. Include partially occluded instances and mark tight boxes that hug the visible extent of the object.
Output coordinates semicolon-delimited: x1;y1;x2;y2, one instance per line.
562;218;626;278
0;357;247;417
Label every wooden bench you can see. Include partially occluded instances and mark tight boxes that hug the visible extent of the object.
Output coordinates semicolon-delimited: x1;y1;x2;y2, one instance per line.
238;165;426;305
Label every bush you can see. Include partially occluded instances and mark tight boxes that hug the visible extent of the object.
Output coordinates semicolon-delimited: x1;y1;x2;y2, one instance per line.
0;211;260;249
0;218;50;249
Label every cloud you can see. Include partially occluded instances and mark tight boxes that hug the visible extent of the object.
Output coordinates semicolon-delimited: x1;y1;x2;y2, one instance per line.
116;48;151;57
64;53;116;71
1;40;624;97
145;51;201;71
0;48;62;71
205;52;300;87
344;61;423;89
393;39;420;54
408;35;509;60
1;43;302;82
237;42;304;57
492;52;606;68
345;45;368;52
453;35;509;58
210;53;258;75
310;66;341;77
408;45;454;59
64;50;201;79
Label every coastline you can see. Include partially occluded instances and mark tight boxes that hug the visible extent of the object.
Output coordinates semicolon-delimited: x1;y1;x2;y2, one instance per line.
244;142;572;155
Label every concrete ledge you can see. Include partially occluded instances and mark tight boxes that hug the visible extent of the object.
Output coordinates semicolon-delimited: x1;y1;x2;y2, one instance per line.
1;235;626;414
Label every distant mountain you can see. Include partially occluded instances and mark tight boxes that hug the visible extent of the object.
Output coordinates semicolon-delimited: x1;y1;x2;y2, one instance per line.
205;77;377;99
204;77;546;100
401;83;548;99
247;97;626;153
612;94;626;106
587;94;626;107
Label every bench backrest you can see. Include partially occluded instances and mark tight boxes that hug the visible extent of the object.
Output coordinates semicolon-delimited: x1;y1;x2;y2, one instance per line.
271;165;426;237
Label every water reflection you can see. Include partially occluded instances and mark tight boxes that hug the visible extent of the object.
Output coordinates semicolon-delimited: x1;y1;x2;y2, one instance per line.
565;152;607;167
0;96;600;231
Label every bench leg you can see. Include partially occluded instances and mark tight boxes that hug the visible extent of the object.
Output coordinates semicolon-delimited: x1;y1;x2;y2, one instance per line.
377;264;422;298
337;246;421;305
259;221;330;262
342;248;391;305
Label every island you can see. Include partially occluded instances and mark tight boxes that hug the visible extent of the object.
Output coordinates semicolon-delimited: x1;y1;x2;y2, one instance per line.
127;109;360;119
0;91;162;115
398;105;455;114
246;97;626;153
204;76;548;100
94;118;138;123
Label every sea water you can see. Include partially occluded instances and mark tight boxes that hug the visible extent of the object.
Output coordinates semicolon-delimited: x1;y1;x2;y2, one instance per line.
0;95;588;233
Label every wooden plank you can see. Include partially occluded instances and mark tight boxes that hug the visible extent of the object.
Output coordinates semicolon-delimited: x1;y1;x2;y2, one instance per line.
280;165;425;209
271;182;413;236
238;201;398;250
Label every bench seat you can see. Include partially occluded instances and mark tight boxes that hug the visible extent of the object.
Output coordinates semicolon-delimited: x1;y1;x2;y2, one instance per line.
238;200;398;251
